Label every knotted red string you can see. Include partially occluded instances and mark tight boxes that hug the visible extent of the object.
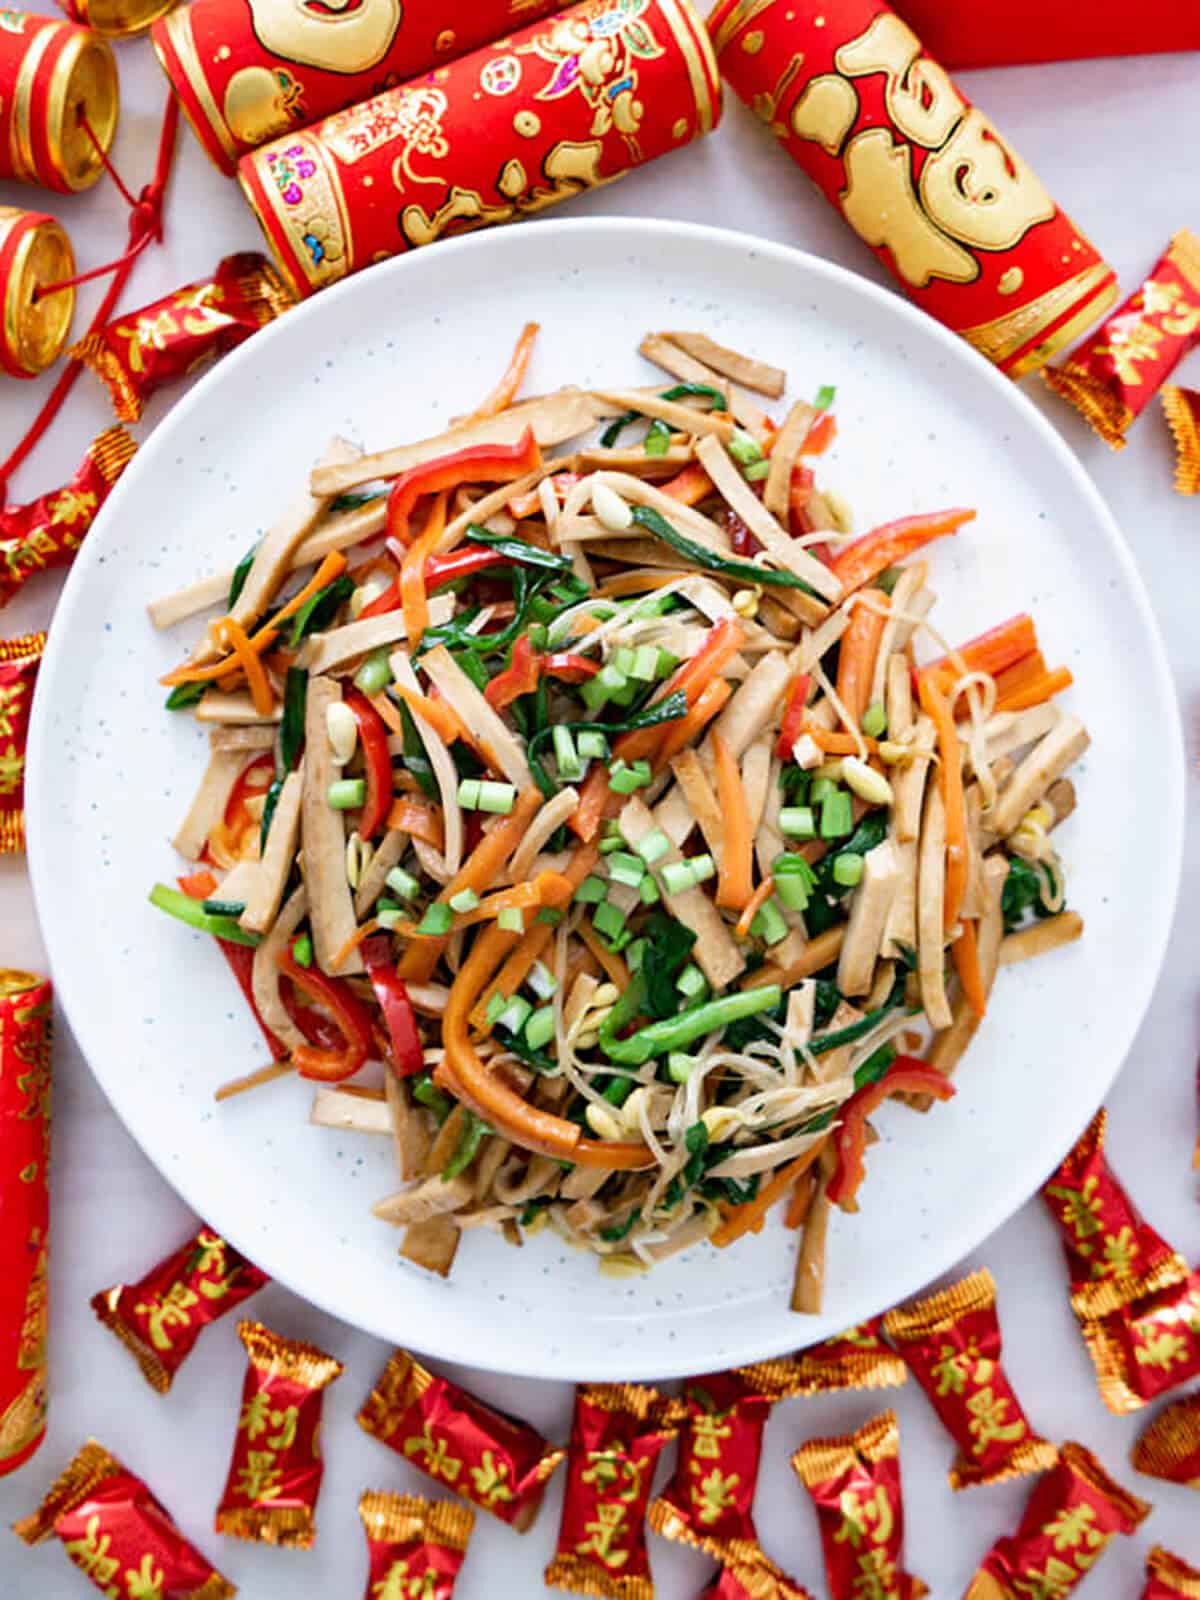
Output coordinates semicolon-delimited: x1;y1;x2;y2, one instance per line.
0;94;180;508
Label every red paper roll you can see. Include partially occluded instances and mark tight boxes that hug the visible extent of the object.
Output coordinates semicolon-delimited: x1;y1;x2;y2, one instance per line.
0;967;51;1476
155;0;566;176
894;1;1200;71
238;0;721;299
709;0;1117;378
0;11;118;193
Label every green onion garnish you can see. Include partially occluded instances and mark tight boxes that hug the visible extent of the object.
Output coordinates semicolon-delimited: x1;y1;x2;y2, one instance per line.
416;902;453;936
328;779;366;810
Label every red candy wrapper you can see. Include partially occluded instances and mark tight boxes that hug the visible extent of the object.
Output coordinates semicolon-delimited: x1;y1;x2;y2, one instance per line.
72;253;293;423
1;426;137;609
961;1441;1149;1600
358;1491;475;1600
1132;1393;1200;1487
882;1268;1056;1489
792;1410;927;1600
647;1370;771;1564
709;0;1116;378
14;1437;236;1599
1162;387;1200;496
238;0;721;298
546;1383;681;1599
1077;1268;1200;1415
697;1559;815;1600
358;1348;565;1531
1142;1547;1200;1600
739;1318;907;1398
1040;1107;1188;1318
0;632;44;856
215;1319;342;1546
1043;231;1200;447
0;968;51;1474
155;0;564;175
91;1224;269;1393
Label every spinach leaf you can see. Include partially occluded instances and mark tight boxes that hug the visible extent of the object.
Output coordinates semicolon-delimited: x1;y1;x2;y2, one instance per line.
227;540;257;609
397;699;437;799
279;667;308;772
1002;856;1055;932
631;505;822;596
288;574;354;646
465;523;573;573
640;913;697;1019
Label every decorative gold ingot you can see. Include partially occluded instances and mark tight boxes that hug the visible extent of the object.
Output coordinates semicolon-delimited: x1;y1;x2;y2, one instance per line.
0;208;74;379
0;969;42;999
59;0;177;38
47;28;119;191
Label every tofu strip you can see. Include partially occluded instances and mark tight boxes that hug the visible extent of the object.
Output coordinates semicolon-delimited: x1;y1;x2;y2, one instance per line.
619;796;745;988
916;855;1010;1102
881;838;918;959
302;677;363;975
891;713;935;844
589;388;736;442
355;827;409;919
195;691;281;724
869;565;931;709
916;783;953;1028
667;750;723;856
885;653;913;737
740;737;773;837
303;611;409;674
837;841;901;997
706;651;791;763
172;750;244;860
987;716;1090;836
638;332;771;437
419;644;532;791
982;703;1061;766
661;331;787;398
762;397;818;522
240;766;304;934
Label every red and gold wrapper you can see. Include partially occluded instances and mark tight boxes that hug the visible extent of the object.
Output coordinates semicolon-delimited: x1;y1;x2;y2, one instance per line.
1039;1107;1188;1319
57;0;176;41
697;1558;815;1600
893;1;1200;70
154;0;566;176
0;967;50;1475
0;631;44;855
960;1441;1150;1600
709;0;1116;378
792;1410;926;1600
14;1437;236;1599
0;11;118;193
71;253;293;424
1162;387;1200;496
1132;1393;1200;1487
91;1224;269;1393
546;1383;681;1599
1142;1547;1200;1600
0;206;74;378
648;1370;771;1564
358;1491;475;1600
739;1317;907;1397
1043;232;1200;447
238;0;721;299
215;1319;342;1546
1;426;137;610
1076;1268;1200;1416
358;1347;565;1531
882;1269;1056;1490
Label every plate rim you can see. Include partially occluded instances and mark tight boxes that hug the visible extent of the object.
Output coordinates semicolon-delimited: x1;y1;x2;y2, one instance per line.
27;215;1186;1379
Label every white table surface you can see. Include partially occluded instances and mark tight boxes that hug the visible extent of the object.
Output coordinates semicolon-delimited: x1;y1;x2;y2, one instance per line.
1;18;1198;1599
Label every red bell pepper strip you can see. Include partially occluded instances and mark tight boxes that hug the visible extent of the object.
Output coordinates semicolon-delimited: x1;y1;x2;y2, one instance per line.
224;752;274;832
543;651;599;684
387;426;543;548
829;508;976;591
423;544;507;591
826;1057;955;1209
275;941;375;1082
484;634;541;709
342;686;393;840
800;410;837;455
775;671;812;759
363;935;425;1078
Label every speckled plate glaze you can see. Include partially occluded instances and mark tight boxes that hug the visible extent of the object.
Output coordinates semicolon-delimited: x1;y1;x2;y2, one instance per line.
28;219;1184;1380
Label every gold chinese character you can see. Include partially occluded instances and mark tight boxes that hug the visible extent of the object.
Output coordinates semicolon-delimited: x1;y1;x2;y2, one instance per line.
1044;1503;1104;1553
1095;318;1166;387
966;1386;1026;1454
134;1282;200;1352
582;1448;643;1503
834;1485;894;1549
575;1501;630;1568
1135;1328;1188;1371
239;1392;273;1440
371;1557;438;1600
841;128;977;287
852;1545;899;1600
267;1405;299;1450
919;108;1054;253
1012;1556;1082;1600
47;488;98;528
124;1553;165;1600
235;1448;283;1503
835;10;963;148
691;1466;739;1526
1099;1226;1138;1278
403;1422;463;1483
469;1450;514;1507
690;1411;733;1460
64;1515;121;1592
1044;1177;1103;1248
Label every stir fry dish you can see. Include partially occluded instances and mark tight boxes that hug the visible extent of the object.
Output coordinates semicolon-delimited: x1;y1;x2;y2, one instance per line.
147;324;1088;1310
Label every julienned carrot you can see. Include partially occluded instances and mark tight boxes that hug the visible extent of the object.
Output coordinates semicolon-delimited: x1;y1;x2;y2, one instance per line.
830;507;976;590
223;618;273;716
509;471;578;520
803;727;879;756
391;683;466;747
784;1167;815;1229
655;678;732;767
454;871;572;927
951;919;987;1019
995;667;1074;713
578;922;631;991
713;732;754;911
923;613;1037;694
735;876;775;939
990;650;1046;702
385;797;444;849
659;460;712;506
664;616;745;709
918;674;967;933
835;590;889;724
330;917;380;972
594;571;688;600
469;321;539;420
710;1143;827;1247
401;491;449;650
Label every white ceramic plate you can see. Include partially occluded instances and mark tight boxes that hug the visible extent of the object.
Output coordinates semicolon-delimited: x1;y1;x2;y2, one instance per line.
28;218;1183;1381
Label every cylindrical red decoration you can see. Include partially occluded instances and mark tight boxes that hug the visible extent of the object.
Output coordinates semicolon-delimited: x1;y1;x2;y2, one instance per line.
894;2;1200;70
708;0;1117;378
154;0;566;176
0;12;118;193
358;1491;475;1600
57;0;176;40
1142;1547;1200;1600
0;207;74;378
238;0;721;299
0;967;50;1476
0;632;44;855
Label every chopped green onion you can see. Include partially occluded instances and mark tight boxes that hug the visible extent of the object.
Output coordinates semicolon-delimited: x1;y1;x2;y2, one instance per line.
449;887;480;913
457;778;481;809
639;875;661;905
165;682;206;712
537;907;564;926
636;829;671;865
497;907;524;933
327;778;366;810
751;896;789;945
773;852;816;910
354;647;392;696
607;851;646;888
742;459;772;482
601;984;783;1065
861;702;888;739
660;861;693;896
441;1111;489;1180
148;884;260;947
676;963;707;1000
577;730;609;760
574;875;607;905
376;908;404;931
644;418;672;457
630;504;821;596
292;933;314;968
553;725;584;781
580;663;628;713
625;939;647;972
526;622;548;651
416;902;453;936
412;1072;452;1122
201;898;246;918
495;996;532;1035
814;384;836;410
486;991;508;1024
599;834;626;855
477;781;517;815
690;853;716;885
385;866;420;901
593;901;626;942
524;1006;556;1051
613;646;638;677
655;648;680;677
833;852;865;888
667;1052;699;1083
727;428;764;466
631;645;660;682
659;382;726;407
609;758;652;795
810;776;837;806
228;541;257;610
527;961;558;1001
820;789;854;840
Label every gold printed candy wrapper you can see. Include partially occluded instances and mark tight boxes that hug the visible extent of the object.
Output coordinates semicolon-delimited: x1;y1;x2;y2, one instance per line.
358;1491;475;1600
1131;1393;1200;1487
737;1317;907;1398
1077;1269;1200;1416
1161;386;1200;495
1141;1546;1200;1600
0;634;44;856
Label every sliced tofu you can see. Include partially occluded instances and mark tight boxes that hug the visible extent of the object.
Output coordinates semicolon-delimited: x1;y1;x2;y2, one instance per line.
171;749;244;861
241;766;304;934
916;782;953;1029
987;716;1090;837
301;677;363;975
891;713;936;843
837;841;901;997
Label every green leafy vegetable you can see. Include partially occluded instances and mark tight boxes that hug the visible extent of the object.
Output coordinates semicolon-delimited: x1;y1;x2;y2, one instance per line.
165;681;206;712
280;667;308;773
526;691;688;797
601;409;640;448
397;699;438;800
599;1206;642;1243
659;383;727;407
640;913;697;1019
329;491;382;514
465;523;573;573
227;541;257;609
288;574;354;647
441;1110;490;1180
1001;857;1056;932
630;505;821;596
